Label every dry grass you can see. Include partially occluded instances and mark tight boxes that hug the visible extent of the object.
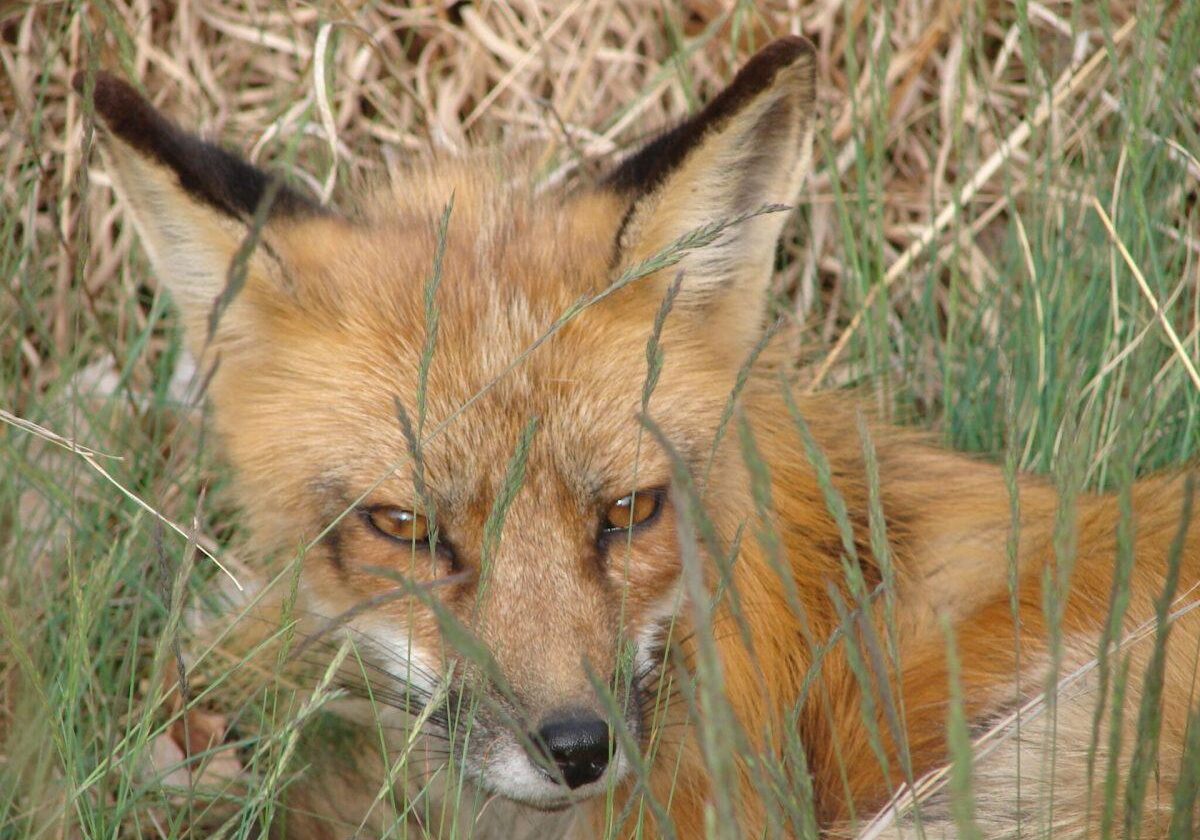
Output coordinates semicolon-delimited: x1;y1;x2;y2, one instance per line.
8;0;1192;400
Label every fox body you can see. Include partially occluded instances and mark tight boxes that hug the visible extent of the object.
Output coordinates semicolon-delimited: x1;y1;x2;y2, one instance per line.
79;37;1199;838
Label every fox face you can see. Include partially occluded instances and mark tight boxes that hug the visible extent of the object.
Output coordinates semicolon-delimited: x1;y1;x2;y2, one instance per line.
78;37;815;809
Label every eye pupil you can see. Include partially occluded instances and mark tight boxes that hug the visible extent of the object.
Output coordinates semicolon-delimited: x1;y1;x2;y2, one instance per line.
366;506;430;543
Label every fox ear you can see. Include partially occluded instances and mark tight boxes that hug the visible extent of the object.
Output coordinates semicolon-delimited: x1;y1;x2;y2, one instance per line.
604;37;816;352
74;71;329;353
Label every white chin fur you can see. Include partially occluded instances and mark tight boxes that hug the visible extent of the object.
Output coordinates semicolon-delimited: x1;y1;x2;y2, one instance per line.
633;578;685;674
475;740;629;809
317;616;445;728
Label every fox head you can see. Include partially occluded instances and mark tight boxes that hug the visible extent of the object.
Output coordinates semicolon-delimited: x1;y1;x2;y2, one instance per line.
78;37;815;809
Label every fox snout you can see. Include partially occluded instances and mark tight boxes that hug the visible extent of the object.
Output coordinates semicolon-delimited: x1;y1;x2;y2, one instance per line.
456;661;642;807
470;628;644;799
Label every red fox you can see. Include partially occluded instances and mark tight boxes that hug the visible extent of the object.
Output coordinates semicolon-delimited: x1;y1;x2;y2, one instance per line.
77;35;1199;838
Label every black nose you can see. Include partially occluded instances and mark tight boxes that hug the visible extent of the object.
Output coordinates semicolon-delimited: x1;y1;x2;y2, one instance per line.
533;712;612;789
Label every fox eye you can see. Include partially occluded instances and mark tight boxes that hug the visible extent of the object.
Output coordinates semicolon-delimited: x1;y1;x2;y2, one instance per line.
363;506;430;544
602;490;663;533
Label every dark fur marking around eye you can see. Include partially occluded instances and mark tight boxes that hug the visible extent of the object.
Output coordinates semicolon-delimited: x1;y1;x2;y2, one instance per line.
322;524;347;574
73;71;325;222
312;479;353;576
601;36;813;197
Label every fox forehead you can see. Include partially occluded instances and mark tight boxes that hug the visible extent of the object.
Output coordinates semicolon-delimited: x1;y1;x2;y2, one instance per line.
222;168;709;517
322;161;626;317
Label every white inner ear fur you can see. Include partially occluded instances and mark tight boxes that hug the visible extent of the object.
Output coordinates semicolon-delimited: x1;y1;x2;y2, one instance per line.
621;62;815;342
100;139;281;346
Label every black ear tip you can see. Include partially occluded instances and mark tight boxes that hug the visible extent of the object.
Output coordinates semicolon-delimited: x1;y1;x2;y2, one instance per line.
73;70;159;134
770;34;816;56
602;35;817;196
72;69;127;101
736;36;816;89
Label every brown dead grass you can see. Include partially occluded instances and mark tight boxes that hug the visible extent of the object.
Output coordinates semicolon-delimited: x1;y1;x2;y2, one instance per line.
2;0;1171;399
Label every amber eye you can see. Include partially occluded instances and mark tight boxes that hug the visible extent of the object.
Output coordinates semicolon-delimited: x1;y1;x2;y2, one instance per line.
363;506;430;544
602;490;663;533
